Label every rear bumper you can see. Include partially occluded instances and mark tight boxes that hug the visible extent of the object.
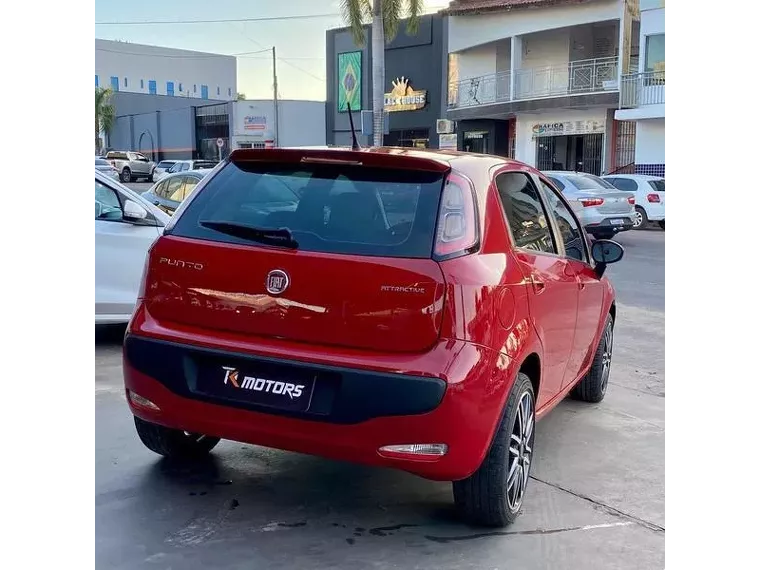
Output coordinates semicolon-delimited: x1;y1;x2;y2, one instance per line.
643;203;665;221
123;334;510;481
584;216;634;235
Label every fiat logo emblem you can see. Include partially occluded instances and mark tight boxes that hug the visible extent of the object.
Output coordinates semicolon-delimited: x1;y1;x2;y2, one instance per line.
266;269;289;295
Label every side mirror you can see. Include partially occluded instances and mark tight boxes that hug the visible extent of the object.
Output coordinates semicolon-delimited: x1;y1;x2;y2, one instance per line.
591;239;624;278
123;200;148;221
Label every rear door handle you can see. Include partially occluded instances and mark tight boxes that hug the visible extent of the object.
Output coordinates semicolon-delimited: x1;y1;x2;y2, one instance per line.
530;275;546;295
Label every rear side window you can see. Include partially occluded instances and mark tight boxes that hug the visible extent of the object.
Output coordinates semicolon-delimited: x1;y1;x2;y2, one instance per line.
608;177;638;192
649;179;665;192
169;161;445;258
495;172;557;255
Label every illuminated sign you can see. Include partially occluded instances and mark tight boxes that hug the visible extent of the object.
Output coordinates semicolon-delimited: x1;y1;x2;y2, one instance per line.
384;77;427;112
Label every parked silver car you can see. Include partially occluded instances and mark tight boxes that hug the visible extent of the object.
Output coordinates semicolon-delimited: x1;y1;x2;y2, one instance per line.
105;150;156;183
542;171;636;239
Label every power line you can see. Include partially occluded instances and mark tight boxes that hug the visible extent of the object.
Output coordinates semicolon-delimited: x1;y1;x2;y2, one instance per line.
96;13;341;26
230;25;325;82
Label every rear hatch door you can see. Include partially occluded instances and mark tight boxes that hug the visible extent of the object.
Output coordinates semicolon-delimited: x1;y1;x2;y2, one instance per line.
145;150;450;353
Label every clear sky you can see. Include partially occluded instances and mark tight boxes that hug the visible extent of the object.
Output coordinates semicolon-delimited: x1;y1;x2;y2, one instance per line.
95;0;451;101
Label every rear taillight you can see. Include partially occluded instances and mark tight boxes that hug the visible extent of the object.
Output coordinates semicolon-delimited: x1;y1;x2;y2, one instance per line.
433;172;479;260
627;196;636;205
580;198;605;207
136;242;157;300
647;193;661;203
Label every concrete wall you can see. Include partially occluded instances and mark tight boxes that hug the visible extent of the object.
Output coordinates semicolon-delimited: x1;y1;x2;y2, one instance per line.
108;92;228;160
325;15;446;147
231;100;325;147
96;39;237;100
634;118;665;164
447;0;621;53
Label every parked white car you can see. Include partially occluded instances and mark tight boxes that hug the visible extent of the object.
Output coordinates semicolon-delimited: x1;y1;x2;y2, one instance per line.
153;160;178;181
602;174;665;230
95;170;170;324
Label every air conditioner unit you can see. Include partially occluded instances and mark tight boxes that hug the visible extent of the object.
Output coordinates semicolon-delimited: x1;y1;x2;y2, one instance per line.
436;119;454;134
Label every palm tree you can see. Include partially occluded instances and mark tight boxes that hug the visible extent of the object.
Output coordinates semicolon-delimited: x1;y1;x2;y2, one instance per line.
95;87;115;155
340;0;423;146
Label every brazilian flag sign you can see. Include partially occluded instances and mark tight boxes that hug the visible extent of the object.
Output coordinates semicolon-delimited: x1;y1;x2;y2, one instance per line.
338;51;362;112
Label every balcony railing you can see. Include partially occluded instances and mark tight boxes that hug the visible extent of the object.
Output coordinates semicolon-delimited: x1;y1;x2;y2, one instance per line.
620;71;665;108
448;57;619;109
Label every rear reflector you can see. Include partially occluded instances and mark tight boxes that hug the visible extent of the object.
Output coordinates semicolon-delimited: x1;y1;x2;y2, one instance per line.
378;443;448;461
580;198;605;207
647;193;661;203
127;390;160;411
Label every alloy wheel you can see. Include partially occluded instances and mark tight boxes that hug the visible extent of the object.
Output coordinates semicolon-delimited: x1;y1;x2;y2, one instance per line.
600;324;613;393
507;391;534;512
633;210;643;228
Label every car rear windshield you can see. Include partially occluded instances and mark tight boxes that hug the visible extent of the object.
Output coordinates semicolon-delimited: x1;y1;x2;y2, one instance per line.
157;161;176;168
193;161;217;169
564;174;616;191
648;179;665;192
169;161;445;258
95;159;110;166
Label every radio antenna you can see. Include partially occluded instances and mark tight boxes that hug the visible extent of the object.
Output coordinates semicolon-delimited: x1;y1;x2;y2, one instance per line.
346;102;361;151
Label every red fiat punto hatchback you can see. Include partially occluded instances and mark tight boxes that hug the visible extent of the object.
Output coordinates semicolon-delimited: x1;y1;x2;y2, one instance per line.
123;147;624;527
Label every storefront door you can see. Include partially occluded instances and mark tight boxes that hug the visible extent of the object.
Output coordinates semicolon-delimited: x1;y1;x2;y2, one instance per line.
463;131;489;154
535;134;604;175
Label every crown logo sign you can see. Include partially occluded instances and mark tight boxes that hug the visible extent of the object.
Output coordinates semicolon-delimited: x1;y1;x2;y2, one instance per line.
390;77;410;97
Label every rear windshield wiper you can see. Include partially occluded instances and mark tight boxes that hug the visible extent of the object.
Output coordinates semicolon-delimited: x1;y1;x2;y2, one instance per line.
199;221;299;249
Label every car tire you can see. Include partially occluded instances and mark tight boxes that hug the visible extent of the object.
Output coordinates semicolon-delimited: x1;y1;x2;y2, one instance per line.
134;416;220;459
121;168;132;183
148;171;154;183
633;206;648;230
658;220;665;230
572;313;614;403
453;372;535;527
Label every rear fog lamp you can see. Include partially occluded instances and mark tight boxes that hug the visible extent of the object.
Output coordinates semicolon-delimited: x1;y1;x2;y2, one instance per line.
128;390;160;411
378;443;448;461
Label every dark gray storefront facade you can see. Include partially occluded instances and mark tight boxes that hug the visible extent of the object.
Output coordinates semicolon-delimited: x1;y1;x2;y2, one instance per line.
325;15;448;149
107;92;230;161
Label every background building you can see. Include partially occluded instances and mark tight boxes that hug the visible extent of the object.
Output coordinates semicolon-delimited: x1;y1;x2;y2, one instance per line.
615;0;665;176
325;14;448;148
95;39;237;100
445;0;641;175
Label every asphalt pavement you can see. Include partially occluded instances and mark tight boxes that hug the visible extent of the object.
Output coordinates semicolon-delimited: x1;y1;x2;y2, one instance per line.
96;227;665;569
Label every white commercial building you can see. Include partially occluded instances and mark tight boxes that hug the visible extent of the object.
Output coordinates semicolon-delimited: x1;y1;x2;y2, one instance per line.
445;0;642;175
95;39;237;101
614;0;664;176
231;100;326;150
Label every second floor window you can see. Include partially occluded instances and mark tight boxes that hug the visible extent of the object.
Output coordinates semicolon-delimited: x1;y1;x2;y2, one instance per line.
148;80;157;95
95;75;99;87
167;81;175;96
645;34;665;74
140;79;144;89
124;77;128;88
201;85;208;99
110;76;119;91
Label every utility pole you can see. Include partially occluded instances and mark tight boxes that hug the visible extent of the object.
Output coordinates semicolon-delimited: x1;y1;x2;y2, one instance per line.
272;46;280;147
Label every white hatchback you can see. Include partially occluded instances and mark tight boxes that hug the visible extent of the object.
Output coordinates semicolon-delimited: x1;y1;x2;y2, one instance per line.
95;170;170;324
602;174;665;230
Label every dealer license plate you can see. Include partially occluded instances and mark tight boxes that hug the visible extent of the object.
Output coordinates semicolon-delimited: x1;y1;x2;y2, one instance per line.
198;362;316;412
